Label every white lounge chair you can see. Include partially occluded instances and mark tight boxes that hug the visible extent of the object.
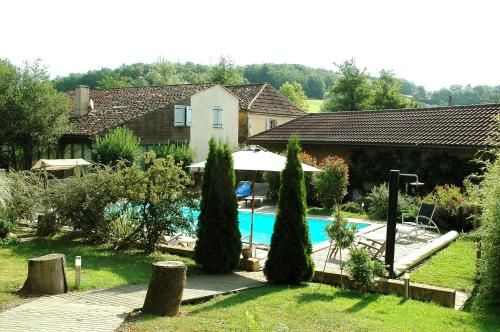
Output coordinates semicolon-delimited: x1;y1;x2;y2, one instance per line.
397;203;440;241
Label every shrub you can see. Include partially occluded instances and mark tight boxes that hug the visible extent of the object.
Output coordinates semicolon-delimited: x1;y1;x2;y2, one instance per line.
263;171;280;201
119;152;196;253
423;185;473;231
476;148;500;308
0;213;13;238
0;172;11;208
48;166;120;242
93;127;142;166
313;156;349;209
104;203;140;250
346;247;386;286
195;140;241;272
153;143;196;168
366;183;420;221
265;137;314;284
341;201;363;214
299;151;319;205
4;171;45;223
36;212;59;237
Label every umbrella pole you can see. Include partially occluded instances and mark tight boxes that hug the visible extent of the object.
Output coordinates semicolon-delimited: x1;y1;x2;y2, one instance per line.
249;170;256;256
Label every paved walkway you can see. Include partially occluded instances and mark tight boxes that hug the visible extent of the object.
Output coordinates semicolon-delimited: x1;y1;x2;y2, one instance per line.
0;271;267;332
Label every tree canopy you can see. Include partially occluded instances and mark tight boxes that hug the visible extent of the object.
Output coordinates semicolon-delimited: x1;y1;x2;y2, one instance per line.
0;59;71;169
208;56;248;86
279;81;309;112
321;59;372;112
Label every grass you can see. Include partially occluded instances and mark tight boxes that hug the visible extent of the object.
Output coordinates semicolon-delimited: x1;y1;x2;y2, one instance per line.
307;207;370;220
307;99;324;113
127;284;500;331
410;236;476;293
0;234;198;309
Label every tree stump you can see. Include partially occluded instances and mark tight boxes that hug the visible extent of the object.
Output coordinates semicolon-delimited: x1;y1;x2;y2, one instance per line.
21;253;68;295
142;261;187;316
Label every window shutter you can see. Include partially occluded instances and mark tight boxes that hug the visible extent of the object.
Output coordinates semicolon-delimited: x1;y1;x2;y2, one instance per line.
265;119;271;130
185;106;192;126
213;107;222;128
174;105;186;127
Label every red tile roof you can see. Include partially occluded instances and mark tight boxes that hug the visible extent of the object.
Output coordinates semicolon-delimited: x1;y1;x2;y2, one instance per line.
65;83;304;136
248;104;500;148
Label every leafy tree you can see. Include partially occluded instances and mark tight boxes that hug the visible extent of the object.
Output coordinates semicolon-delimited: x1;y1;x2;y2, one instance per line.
313;156;349;209
279;81;309;112
195;139;241;273
321;59;372;112
326;207;356;280
0;59;71;169
208;56;248;85
97;72;133;88
93;127;142;166
264;137;314;284
372;70;415;109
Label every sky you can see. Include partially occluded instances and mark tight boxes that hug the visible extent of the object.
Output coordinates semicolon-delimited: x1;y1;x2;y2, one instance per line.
1;0;499;90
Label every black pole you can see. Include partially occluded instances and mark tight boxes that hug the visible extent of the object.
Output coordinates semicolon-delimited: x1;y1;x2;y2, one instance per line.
385;170;399;278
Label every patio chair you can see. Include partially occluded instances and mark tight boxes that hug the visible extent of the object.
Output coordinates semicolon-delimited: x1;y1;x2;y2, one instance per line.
328;234;386;261
397;203;440;241
244;182;269;207
235;181;252;200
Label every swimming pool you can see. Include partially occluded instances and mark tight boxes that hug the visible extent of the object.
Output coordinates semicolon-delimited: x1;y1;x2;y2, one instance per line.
186;209;369;245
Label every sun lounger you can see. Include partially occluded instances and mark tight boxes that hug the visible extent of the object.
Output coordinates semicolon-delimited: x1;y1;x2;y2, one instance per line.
397;203;440;241
244;182;269;207
328;234;386;261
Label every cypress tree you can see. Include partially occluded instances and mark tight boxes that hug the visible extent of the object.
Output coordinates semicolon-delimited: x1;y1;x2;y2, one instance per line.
194;138;241;273
264;137;314;284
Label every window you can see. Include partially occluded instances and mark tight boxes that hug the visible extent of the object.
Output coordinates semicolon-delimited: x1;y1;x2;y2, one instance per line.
213;106;223;128
265;118;278;130
174;105;192;127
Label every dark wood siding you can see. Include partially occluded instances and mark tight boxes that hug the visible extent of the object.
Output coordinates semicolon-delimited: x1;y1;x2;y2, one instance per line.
124;104;190;144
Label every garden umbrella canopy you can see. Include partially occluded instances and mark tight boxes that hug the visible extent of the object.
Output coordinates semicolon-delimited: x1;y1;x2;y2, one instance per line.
188;145;321;253
31;158;91;171
188;146;321;172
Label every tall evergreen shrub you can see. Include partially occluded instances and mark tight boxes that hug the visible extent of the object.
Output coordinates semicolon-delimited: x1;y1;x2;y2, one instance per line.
195;139;241;273
264;137;314;284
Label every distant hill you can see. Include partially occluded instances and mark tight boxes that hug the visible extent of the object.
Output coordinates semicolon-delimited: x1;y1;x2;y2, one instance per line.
53;62;500;107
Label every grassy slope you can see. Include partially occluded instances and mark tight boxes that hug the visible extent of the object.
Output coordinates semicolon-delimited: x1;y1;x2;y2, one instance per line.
307;99;324;113
0;235;198;309
410;237;476;293
129;284;500;332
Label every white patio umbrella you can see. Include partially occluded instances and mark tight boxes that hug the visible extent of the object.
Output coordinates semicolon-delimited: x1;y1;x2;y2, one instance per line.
188;145;321;253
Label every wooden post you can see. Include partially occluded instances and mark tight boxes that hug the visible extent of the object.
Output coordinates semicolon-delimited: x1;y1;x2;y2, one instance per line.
21;254;68;295
142;261;186;316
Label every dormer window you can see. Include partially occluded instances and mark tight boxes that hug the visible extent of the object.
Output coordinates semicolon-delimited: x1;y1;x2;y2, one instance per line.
174;105;192;127
213;106;223;128
265;118;278;130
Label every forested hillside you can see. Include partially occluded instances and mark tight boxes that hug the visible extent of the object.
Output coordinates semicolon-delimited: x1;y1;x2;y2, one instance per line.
53;60;500;107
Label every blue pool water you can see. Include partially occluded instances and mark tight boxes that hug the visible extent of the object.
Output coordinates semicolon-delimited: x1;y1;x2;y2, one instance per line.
185;209;369;245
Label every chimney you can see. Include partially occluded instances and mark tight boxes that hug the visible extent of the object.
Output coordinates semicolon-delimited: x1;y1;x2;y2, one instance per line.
74;85;90;117
448;95;453;107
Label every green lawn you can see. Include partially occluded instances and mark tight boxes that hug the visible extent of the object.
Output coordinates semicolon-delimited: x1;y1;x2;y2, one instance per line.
0;235;198;310
307;207;370;220
410;237;476;293
127;284;500;331
307;99;324;113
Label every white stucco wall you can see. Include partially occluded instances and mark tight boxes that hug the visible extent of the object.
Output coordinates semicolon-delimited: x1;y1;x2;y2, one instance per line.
190;85;240;161
247;113;300;137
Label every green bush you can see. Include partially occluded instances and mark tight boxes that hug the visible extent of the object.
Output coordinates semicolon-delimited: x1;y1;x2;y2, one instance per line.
366;183;419;221
423;185;473;231
326;207;356;272
195;139;241;273
476;147;500;309
93;127;142;166
48;166;120;242
4;171;45;223
341;201;363;214
0;172;11;208
265;137;314;284
119;152;196;253
0;215;12;238
263;171;280;201
104;203;137;249
36;212;59;237
153;142;196;168
313;156;349;209
346;247;386;286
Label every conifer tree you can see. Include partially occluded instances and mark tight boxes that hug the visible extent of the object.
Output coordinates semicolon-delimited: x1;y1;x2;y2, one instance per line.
194;139;241;273
264;137;314;283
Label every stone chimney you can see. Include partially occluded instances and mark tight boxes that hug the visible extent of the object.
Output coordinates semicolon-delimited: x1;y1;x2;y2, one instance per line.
74;85;90;117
